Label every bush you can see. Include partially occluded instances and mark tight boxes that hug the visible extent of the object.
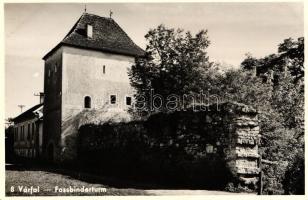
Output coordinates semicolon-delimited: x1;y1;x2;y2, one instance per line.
283;152;305;194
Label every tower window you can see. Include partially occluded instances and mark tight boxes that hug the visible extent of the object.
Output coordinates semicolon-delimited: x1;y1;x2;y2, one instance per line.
87;24;93;38
110;95;116;104
103;65;106;74
126;96;132;106
84;96;91;108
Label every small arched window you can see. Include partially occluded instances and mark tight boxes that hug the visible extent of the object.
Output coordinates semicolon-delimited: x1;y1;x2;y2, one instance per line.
84;96;91;108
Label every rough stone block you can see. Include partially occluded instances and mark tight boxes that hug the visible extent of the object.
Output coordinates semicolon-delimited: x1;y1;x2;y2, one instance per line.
237;167;260;175
236;137;256;145
236;159;258;168
239;176;259;185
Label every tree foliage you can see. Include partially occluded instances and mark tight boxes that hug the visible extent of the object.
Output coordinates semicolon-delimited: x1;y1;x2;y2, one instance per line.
239;37;304;194
129;25;212;115
241;37;304;84
129;25;304;194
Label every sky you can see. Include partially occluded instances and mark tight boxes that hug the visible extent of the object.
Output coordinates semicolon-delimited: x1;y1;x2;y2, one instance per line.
4;2;304;119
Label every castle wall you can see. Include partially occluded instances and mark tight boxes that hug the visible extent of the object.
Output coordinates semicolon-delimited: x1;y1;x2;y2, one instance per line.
78;102;260;189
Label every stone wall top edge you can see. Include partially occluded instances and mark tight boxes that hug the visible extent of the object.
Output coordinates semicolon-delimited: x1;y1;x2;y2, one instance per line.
184;101;257;114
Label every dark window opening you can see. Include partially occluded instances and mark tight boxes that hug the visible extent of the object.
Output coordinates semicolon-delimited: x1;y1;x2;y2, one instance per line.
20;127;22;141
110;95;116;104
126;96;132;105
14;129;17;141
32;123;35;139
103;65;106;74
21;126;25;141
84;96;91;108
19;127;21;141
27;124;30;140
47;144;54;162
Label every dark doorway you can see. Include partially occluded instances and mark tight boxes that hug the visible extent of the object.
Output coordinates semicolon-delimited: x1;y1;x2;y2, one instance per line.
47;144;54;162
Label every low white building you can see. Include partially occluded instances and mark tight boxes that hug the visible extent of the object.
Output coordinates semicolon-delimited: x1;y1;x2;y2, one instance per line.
11;103;43;159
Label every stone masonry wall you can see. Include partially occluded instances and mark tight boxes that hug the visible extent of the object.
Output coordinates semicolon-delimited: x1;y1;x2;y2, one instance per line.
77;102;260;189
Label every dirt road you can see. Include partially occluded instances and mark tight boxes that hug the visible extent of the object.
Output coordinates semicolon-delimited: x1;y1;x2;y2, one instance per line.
6;164;246;196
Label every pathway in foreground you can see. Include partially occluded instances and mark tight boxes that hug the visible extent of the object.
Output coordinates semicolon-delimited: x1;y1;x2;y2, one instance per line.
145;189;246;195
6;166;247;196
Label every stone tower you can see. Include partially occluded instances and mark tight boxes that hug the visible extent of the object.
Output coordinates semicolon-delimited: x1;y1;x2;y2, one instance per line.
42;13;145;162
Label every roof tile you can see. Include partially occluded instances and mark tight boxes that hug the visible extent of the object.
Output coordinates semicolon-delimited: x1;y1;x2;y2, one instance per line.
43;13;145;59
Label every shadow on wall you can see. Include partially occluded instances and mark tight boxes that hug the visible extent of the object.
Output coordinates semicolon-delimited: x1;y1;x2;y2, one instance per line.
60;104;132;163
55;102;260;191
76;109;236;190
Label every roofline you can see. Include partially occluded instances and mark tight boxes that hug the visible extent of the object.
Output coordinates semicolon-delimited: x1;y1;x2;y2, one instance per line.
42;43;63;60
43;42;146;60
43;14;83;60
43;12;146;60
11;103;44;123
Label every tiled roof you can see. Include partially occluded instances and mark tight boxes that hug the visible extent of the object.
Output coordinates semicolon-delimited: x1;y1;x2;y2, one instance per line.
43;13;145;59
12;103;43;123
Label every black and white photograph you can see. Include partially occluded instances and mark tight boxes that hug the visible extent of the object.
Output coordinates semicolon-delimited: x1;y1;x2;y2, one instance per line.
3;0;305;196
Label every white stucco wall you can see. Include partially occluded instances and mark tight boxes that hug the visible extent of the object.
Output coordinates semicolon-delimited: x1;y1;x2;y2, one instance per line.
62;46;136;120
58;46;136;162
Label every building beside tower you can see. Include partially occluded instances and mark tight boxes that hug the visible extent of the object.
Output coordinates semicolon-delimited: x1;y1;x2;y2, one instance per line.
11;94;44;159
